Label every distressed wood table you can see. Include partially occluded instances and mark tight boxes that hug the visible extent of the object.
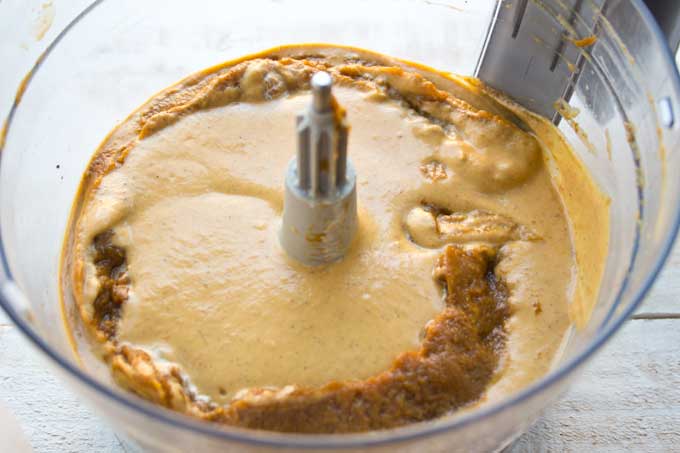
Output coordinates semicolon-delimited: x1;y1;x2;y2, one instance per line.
1;1;679;451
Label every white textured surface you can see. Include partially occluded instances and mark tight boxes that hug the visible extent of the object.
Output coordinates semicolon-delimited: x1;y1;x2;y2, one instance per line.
0;318;123;452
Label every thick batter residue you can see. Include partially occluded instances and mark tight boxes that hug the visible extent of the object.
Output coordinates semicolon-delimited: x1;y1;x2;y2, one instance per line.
61;45;609;432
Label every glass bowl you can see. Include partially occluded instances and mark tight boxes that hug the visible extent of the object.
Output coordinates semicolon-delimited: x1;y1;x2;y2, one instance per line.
1;1;679;451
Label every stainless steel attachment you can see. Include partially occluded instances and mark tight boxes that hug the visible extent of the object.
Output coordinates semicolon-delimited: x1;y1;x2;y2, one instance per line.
279;71;358;266
476;0;680;124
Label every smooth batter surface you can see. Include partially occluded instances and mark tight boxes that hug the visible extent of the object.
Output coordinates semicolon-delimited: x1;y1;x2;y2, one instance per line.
112;90;454;401
62;45;609;432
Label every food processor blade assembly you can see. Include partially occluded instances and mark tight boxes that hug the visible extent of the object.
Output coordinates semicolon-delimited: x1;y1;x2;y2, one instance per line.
476;0;680;125
280;71;358;266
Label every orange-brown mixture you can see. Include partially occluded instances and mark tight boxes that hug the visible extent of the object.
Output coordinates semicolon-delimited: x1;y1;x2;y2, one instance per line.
61;45;609;433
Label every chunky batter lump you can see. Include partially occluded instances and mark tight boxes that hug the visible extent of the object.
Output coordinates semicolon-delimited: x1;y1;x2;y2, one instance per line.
61;45;608;433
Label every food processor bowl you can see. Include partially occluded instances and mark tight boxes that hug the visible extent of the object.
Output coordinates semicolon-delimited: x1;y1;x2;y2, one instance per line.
1;1;679;451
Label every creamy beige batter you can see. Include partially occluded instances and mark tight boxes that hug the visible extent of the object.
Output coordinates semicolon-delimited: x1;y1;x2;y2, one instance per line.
62;45;609;430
